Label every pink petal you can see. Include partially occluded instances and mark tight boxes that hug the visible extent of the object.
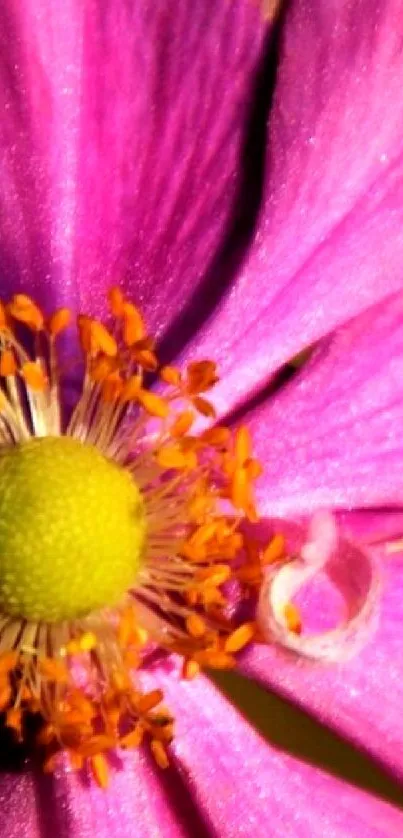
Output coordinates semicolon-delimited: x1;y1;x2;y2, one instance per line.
178;0;403;418
248;292;403;516
158;667;403;837
242;533;403;782
0;1;265;322
39;751;188;838
2;666;403;835
0;773;41;838
337;509;403;551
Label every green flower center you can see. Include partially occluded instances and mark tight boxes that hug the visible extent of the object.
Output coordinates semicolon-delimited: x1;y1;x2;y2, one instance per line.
0;436;146;622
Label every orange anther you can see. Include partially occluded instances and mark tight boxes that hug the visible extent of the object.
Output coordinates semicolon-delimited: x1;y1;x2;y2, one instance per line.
137;689;164;714
156;445;196;471
246;458;263;479
5;707;22;736
137;389;169;419
21;361;48;391
200;427;230;447
236;565;261;585
90;753;110;789
36;724;56;747
111;671;130;692
192;396;216;418
61;708;91;727
235;426;251;464
48;308;71;337
190;522;218;547
283;603;302;634
68;691;96;719
224;622;256;653
186;360;218;394
160;366;181;386
183;659;200;680
9;294;44;331
132;626;148;647
69;751;85;771
185;614;206;638
0;349;17;377
122;302;145;346
245;500;259;524
150;739;169;769
181;540;206;563
121;374;142;402
150;719;174;744
169;410;194;438
196;565;231;586
120;725;144;749
90;321;118;357
12;294;33;306
64;639;80;656
194;650;235;670
262;533;286;565
78;632;97;652
134;348;158;371
108;286;125;317
123;649;140;669
231;467;249;510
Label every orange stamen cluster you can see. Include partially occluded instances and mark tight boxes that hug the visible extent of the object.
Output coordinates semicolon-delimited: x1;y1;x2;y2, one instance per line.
0;290;295;786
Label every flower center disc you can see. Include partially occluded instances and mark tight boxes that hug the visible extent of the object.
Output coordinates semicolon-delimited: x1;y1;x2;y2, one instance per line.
0;437;146;622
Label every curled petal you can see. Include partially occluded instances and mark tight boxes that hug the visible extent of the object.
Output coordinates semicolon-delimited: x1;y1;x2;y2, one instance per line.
241;519;403;781
258;516;381;663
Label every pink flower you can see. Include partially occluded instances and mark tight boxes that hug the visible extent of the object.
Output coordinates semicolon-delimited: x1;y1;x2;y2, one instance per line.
0;0;402;836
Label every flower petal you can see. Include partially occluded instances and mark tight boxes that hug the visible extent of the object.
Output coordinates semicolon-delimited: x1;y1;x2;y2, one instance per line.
3;665;403;836
157;667;403;837
178;0;403;417
241;533;403;783
257;517;381;664
248;292;403;516
41;751;188;838
0;774;41;838
0;1;265;323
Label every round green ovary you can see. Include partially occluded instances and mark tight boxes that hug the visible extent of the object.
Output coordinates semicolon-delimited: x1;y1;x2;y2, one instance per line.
0;436;146;622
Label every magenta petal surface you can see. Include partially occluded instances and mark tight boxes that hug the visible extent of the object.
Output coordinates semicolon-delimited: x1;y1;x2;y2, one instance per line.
0;0;265;322
157;668;403;837
248;293;403;515
178;0;403;417
0;773;42;838
2;669;403;836
242;534;403;782
42;751;188;838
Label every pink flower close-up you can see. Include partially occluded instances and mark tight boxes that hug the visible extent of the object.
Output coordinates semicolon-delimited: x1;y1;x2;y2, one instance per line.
0;0;403;836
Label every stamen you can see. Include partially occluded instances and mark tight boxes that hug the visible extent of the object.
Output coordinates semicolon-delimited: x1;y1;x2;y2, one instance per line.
48;308;71;338
0;288;270;787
